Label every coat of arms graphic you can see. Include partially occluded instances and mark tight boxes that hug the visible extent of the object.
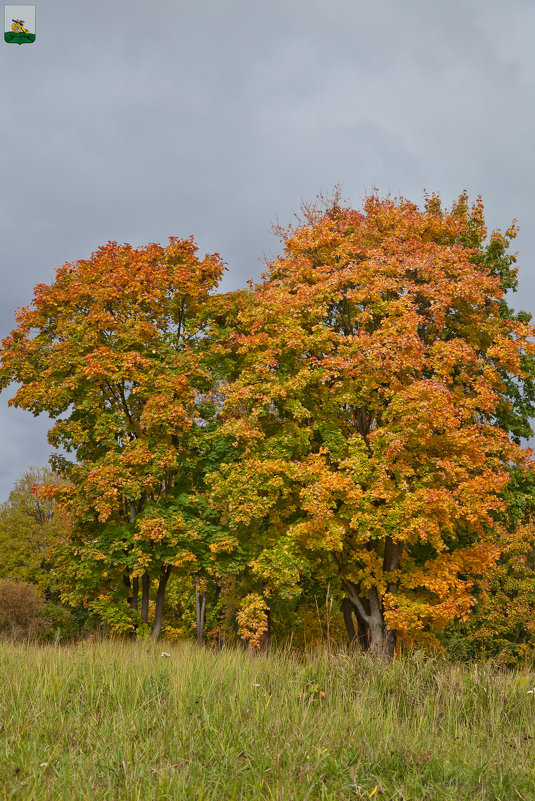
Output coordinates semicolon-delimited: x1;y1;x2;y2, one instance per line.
4;5;35;44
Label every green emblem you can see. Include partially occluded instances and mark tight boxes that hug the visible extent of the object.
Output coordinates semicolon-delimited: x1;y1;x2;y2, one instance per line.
4;5;35;44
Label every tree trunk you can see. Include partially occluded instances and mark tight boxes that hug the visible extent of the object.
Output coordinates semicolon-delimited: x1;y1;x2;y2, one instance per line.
195;577;206;646
355;600;371;650
340;537;403;659
151;565;172;640
123;573;140;639
260;606;271;651
123;573;139;611
382;536;403;657
343;582;387;655
342;597;358;649
368;586;386;654
126;503;140;624
141;573;150;624
384;627;397;658
123;573;131;603
131;576;139;611
342;582;371;651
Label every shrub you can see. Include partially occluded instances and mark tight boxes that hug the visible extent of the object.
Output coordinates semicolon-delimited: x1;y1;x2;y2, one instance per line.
0;578;45;639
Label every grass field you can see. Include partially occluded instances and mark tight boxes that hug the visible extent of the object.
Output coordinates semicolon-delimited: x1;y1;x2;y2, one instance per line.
0;640;534;800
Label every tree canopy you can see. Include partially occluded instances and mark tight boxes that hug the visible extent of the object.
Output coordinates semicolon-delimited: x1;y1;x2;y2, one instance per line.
205;191;535;654
1;191;535;658
0;237;227;637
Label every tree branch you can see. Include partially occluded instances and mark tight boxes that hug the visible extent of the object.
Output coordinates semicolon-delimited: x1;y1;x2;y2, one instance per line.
332;552;372;624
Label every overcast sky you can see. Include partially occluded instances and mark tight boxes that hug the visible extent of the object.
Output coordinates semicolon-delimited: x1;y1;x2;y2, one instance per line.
1;0;534;501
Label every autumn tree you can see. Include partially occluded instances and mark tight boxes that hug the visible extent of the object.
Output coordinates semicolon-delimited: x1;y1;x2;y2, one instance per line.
207;192;535;656
0;237;226;638
440;462;535;665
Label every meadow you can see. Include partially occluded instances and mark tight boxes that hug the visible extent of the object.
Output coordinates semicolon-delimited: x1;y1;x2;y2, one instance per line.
0;640;534;801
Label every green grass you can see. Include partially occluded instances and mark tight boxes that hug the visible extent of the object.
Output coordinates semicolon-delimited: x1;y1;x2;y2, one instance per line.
0;641;533;800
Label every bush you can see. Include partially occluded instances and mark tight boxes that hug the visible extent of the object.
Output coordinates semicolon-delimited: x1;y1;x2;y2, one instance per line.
0;578;45;639
39;601;78;642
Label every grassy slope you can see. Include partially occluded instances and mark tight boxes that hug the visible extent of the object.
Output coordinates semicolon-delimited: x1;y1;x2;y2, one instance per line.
0;641;533;800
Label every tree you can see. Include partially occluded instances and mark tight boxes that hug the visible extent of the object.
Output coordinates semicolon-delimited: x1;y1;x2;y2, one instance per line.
427;190;535;665
440;463;535;665
0;465;69;594
207;191;535;656
0;237;225;638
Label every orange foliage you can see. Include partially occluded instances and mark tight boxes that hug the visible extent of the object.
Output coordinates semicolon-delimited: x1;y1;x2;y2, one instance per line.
208;192;535;651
